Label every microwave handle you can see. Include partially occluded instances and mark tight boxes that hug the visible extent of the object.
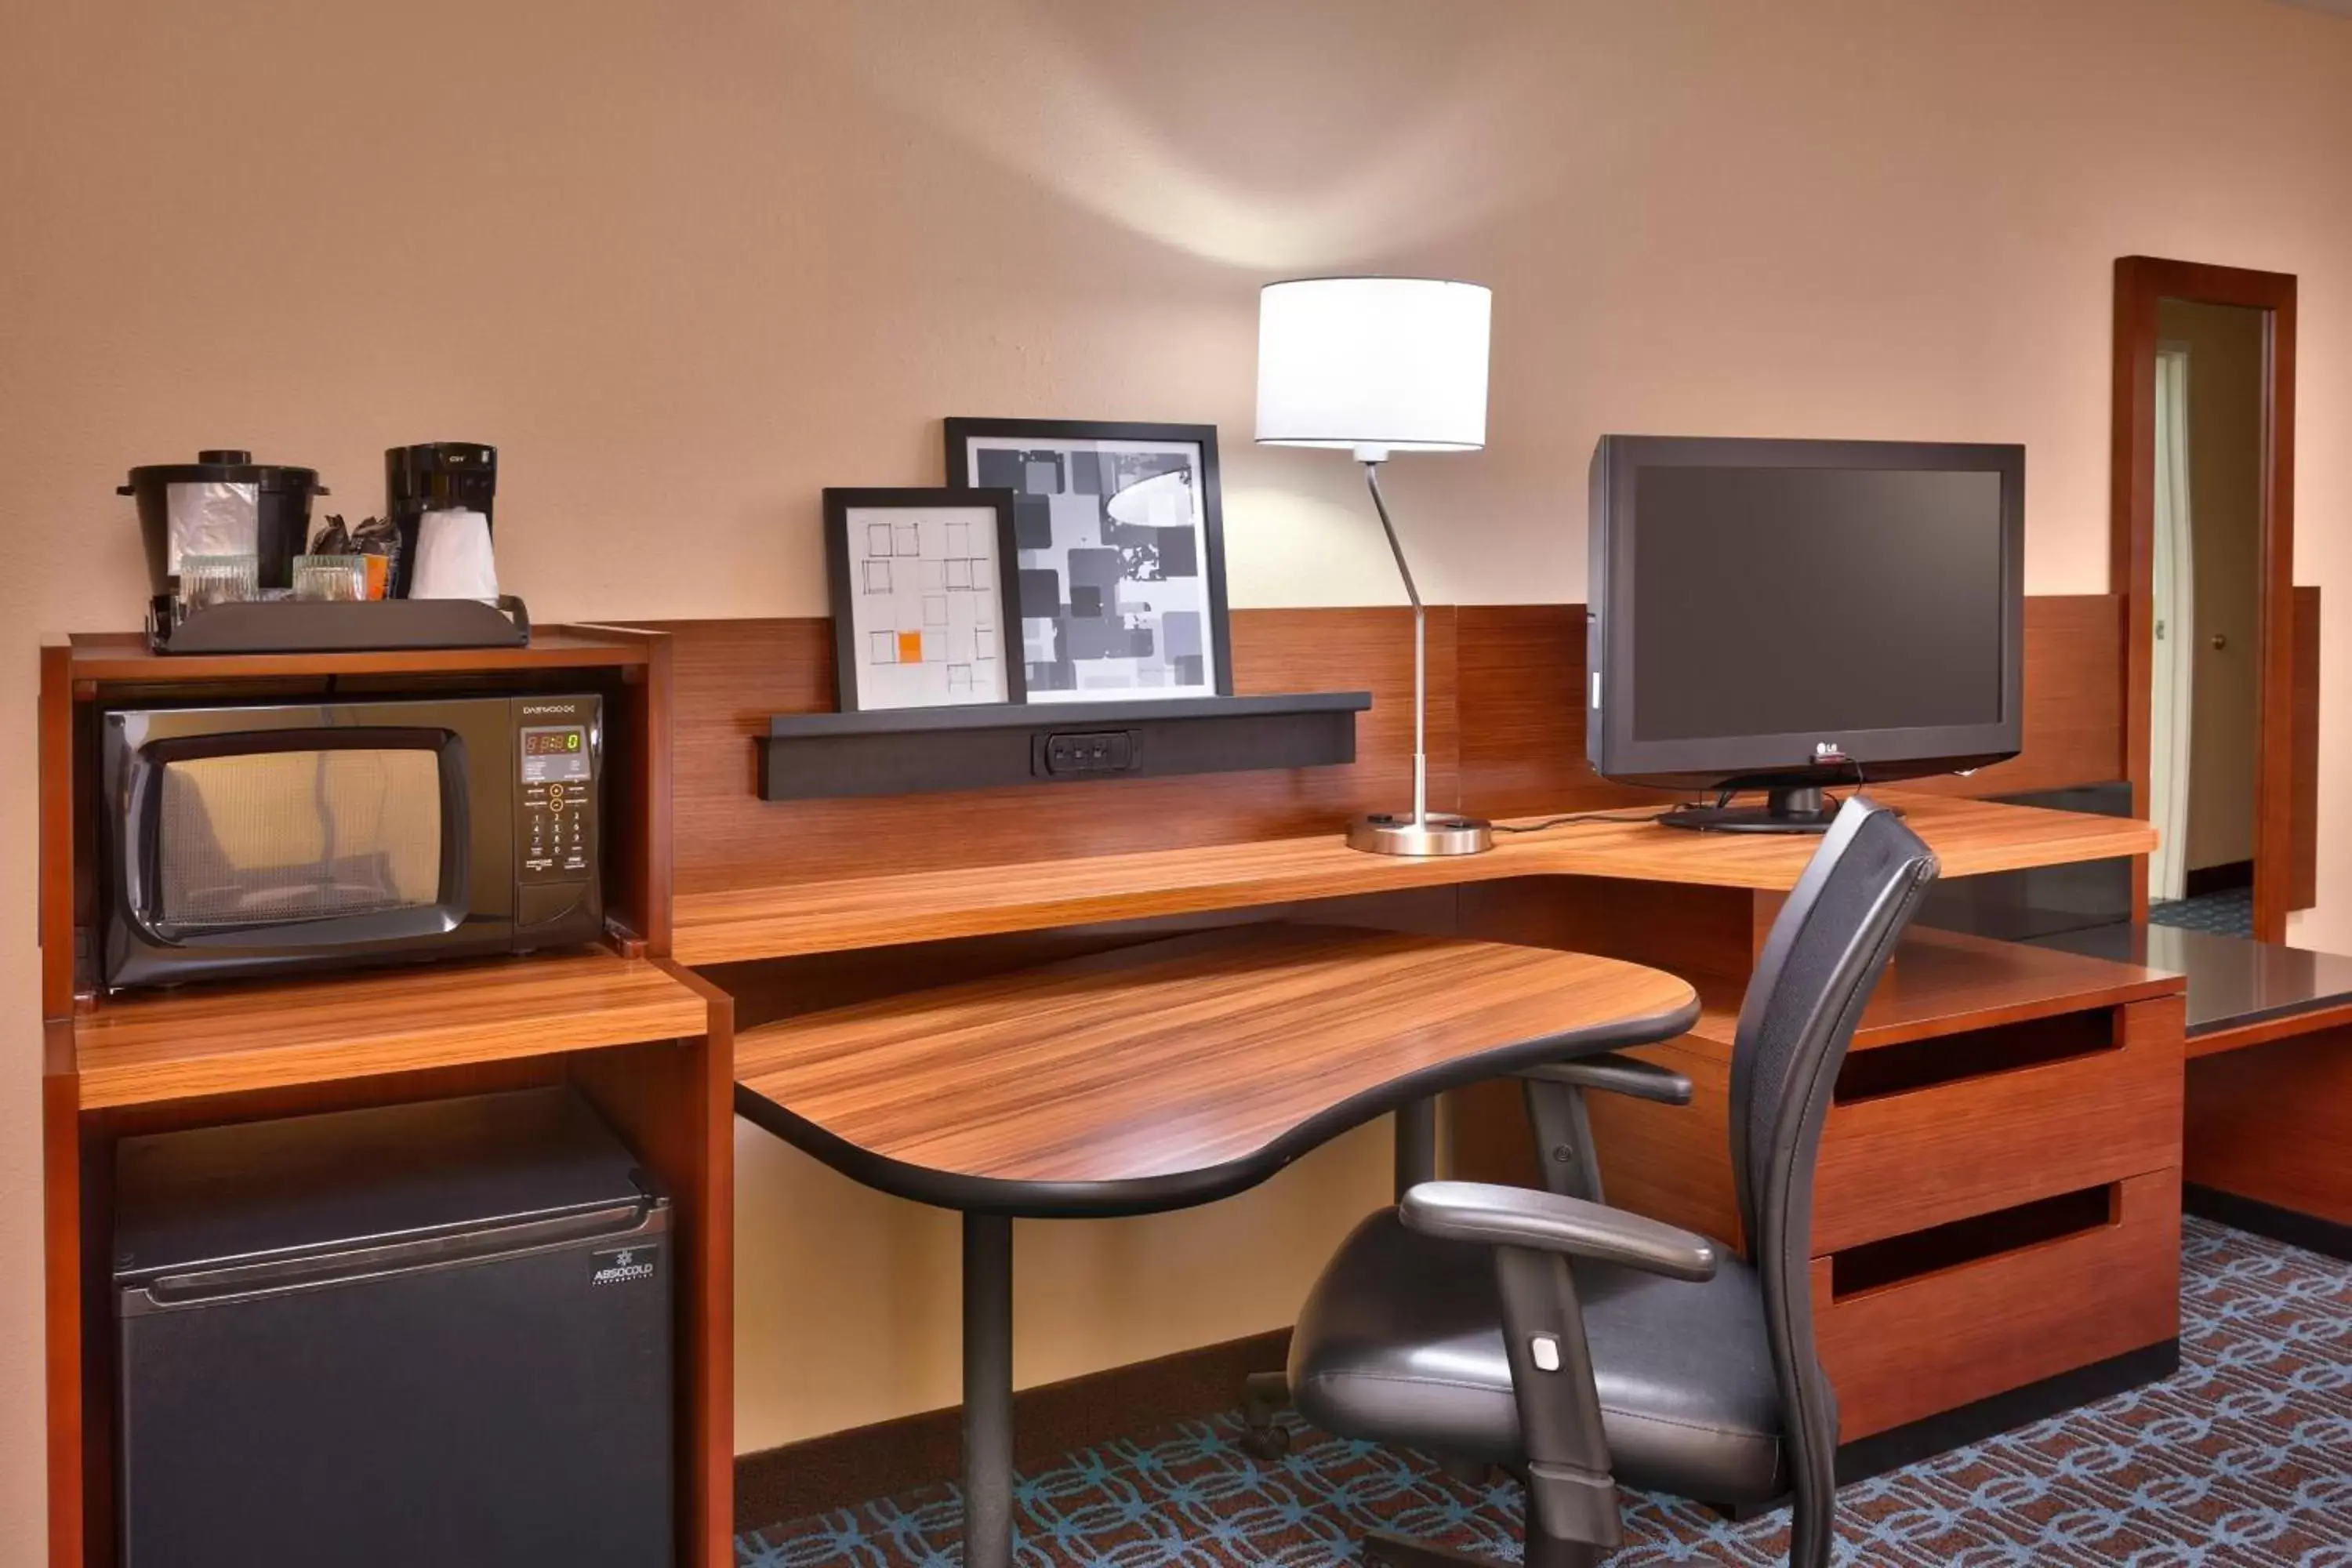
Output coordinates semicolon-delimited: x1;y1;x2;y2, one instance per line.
119;749;157;928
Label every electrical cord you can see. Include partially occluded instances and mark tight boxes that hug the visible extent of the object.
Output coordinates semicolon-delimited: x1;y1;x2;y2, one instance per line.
1491;807;1679;835
1494;758;1878;837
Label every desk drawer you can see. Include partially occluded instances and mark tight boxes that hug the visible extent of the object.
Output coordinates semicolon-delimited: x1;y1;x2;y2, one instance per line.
1813;996;2183;1254
1813;1171;2180;1440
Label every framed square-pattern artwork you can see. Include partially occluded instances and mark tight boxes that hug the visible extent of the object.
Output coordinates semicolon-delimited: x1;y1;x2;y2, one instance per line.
944;419;1232;702
822;487;1025;712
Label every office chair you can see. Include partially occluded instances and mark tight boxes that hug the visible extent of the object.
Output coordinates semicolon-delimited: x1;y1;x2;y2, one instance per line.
1273;797;1937;1568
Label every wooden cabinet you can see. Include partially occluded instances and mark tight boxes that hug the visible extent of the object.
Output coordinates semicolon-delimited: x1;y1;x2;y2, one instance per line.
38;631;733;1568
1813;1173;2181;1438
1456;918;2189;1454
1814;994;2183;1254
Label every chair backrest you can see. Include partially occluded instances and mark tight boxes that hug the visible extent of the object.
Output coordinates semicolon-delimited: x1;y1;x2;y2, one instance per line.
1726;796;1937;1563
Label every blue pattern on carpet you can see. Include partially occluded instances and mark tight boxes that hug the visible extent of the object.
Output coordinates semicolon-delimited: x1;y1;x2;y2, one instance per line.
737;1218;2352;1565
2151;888;2256;938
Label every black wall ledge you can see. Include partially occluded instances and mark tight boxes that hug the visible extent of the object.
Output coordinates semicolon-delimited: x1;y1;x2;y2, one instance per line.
758;692;1370;801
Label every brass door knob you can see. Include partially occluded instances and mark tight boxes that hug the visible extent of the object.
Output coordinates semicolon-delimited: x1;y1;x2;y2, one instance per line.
2210;632;2229;652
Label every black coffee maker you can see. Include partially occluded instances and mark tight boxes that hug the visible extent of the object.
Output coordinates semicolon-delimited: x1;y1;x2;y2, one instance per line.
385;442;496;597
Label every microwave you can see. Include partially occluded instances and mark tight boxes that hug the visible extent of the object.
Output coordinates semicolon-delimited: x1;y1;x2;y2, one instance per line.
100;693;604;990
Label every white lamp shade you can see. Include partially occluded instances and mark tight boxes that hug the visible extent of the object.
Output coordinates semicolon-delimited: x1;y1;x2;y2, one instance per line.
1255;278;1491;454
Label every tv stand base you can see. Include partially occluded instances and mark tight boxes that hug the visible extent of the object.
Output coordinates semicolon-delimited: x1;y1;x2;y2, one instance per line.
1658;786;1838;834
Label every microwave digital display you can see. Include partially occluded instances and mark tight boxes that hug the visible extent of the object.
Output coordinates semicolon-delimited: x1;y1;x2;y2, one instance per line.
520;727;591;783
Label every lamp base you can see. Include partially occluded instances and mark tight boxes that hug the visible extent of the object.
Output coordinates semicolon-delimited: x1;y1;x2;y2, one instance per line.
1345;812;1494;857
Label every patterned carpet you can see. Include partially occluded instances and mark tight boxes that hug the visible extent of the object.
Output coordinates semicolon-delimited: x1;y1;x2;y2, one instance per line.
2151;888;2257;938
737;1218;2352;1566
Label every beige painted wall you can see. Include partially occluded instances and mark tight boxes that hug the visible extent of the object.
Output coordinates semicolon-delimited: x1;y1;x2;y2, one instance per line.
7;0;2352;1526
2161;299;2267;872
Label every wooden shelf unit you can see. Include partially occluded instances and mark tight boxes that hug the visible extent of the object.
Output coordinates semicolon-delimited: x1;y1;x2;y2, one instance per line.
47;994;736;1568
42;623;677;1013
673;790;2158;966
38;628;731;1568
71;951;710;1110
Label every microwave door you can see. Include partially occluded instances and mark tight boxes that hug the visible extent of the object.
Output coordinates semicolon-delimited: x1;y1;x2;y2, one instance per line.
102;700;522;989
125;728;470;949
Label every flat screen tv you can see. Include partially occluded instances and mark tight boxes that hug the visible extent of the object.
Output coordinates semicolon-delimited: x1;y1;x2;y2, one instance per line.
1587;435;2024;832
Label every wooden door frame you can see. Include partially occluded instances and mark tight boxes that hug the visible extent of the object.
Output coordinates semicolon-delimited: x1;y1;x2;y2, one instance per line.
2111;256;2297;941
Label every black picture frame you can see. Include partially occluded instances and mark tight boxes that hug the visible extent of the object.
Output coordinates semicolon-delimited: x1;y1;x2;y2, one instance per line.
943;418;1235;702
822;486;1026;713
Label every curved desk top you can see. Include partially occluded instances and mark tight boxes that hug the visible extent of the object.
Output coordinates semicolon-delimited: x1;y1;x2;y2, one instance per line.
732;924;1700;1218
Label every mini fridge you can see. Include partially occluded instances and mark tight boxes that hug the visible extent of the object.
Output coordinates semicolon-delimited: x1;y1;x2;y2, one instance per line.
113;1087;673;1568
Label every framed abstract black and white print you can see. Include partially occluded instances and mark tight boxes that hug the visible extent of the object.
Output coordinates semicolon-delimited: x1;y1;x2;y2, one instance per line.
822;487;1025;712
943;419;1233;702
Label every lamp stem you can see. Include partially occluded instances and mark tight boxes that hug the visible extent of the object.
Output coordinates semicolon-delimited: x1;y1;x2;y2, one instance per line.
1363;460;1426;827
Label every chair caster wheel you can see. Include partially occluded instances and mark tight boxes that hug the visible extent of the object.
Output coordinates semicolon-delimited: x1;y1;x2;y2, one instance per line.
1240;1424;1292;1460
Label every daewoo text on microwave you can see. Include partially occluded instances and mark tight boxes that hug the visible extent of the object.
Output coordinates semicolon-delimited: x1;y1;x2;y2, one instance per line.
100;694;603;990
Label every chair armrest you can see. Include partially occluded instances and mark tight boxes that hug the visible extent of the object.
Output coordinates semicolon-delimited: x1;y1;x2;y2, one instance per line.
1399;1181;1719;1282
1517;1054;1693;1105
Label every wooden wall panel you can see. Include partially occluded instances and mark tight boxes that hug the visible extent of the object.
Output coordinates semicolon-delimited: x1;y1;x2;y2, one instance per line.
1454;605;1670;819
646;609;1451;897
1454;877;1763;984
2290;583;2319;912
655;597;2123;901
1890;594;2126;799
1454;597;2123;817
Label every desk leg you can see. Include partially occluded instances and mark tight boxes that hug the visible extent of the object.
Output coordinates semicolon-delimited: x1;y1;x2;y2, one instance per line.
963;1211;1015;1568
1394;1096;1439;1200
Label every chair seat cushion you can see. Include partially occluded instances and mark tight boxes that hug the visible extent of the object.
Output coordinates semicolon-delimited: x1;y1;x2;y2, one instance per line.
1287;1210;1788;1503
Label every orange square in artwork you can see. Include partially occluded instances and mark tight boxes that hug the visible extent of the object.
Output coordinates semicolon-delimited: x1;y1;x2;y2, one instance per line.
898;631;924;664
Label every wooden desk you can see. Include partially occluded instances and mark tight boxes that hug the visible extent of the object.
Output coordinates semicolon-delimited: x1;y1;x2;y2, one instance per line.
734;923;1697;1568
678;790;2157;965
2031;923;2352;1057
663;609;2176;1512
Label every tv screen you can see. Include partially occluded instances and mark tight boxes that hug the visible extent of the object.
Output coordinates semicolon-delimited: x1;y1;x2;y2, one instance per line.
1588;437;2023;795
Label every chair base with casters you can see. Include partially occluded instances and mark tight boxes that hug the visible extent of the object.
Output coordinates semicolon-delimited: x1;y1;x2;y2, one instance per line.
1272;797;1940;1568
1240;1370;1293;1459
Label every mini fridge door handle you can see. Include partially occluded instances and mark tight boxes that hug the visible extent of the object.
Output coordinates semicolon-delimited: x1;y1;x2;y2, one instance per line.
127;1200;664;1312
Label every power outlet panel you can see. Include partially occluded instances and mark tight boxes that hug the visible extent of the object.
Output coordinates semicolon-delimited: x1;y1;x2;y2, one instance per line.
1037;730;1141;777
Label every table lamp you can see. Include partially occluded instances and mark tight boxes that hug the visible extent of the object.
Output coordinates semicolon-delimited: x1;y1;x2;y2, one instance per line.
1255;276;1494;855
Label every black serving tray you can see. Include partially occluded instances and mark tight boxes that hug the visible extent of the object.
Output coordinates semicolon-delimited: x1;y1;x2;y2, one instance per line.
758;691;1371;801
147;594;532;655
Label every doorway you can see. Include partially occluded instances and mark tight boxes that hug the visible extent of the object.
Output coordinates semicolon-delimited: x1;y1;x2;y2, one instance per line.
2113;258;2297;942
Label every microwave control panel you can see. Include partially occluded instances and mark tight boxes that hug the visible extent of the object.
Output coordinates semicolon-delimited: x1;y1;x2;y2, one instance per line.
514;697;600;887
